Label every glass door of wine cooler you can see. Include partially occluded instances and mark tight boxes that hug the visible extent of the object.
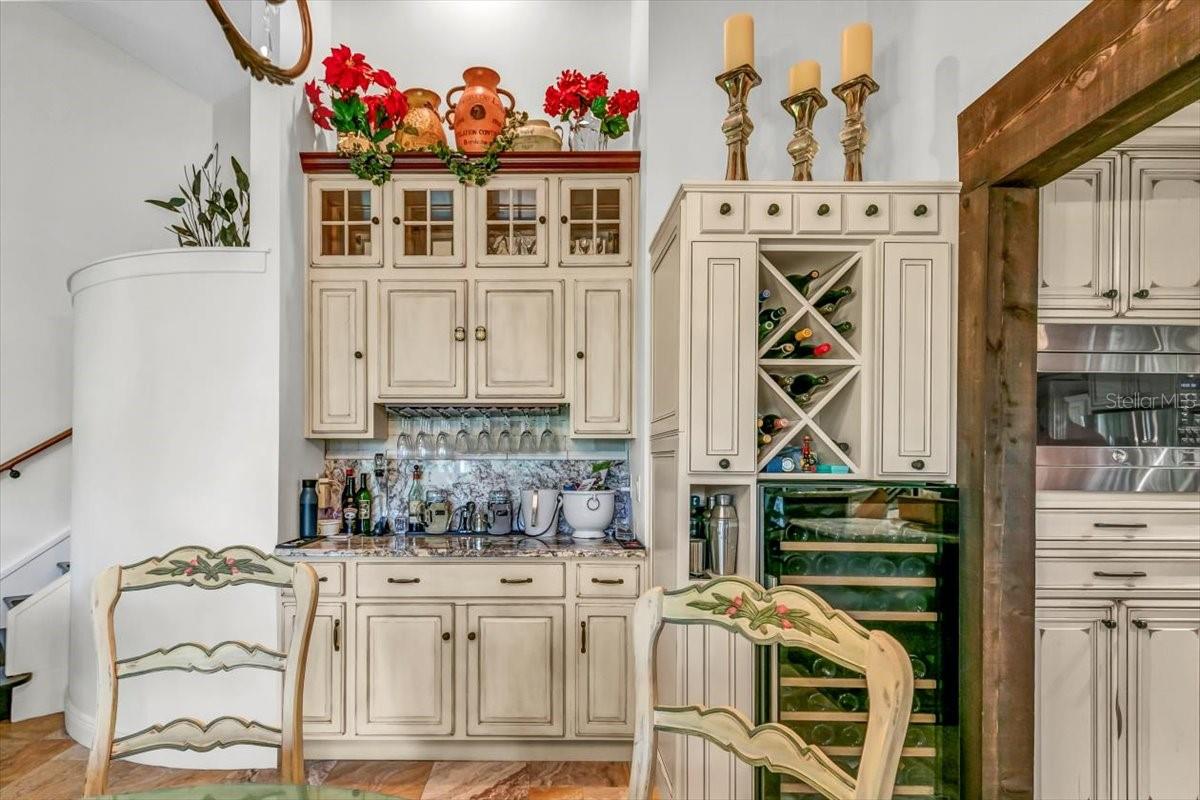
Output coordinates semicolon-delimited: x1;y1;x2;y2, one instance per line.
758;483;960;800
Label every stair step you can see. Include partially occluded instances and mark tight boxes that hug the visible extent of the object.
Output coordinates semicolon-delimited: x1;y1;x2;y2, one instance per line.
57;561;70;574
0;664;32;721
2;595;31;610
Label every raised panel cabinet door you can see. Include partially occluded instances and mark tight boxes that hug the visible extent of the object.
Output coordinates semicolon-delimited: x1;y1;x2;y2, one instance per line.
378;280;467;399
1125;602;1200;800
355;603;454;735
309;180;383;267
878;242;953;477
575;604;634;737
467;603;564;737
572;279;632;436
389;179;465;267
309;280;368;434
650;231;681;437
559;178;632;266
474;280;564;398
281;602;345;735
1038;157;1119;317
1035;602;1116;800
476;178;549;267
688;241;757;473
1126;155;1200;316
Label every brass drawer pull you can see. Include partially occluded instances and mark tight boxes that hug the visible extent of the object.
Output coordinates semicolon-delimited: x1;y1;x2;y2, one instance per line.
500;577;533;585
442;631;451;641
913;204;928;217
1132;619;1148;629
1101;619;1116;629
468;631;477;641
1102;289;1119;299
475;326;487;342
387;577;421;584
1092;571;1147;578
392;216;401;225
581;621;587;654
333;619;341;652
767;203;780;217
354;350;363;360
1133;288;1150;299
454;326;466;342
371;216;380;225
719;202;732;216
591;577;625;585
865;203;879;217
560;215;569;224
817;203;831;217
318;576;328;582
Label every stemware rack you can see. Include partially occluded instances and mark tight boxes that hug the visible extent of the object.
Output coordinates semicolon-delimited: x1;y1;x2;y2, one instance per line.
382;405;572;459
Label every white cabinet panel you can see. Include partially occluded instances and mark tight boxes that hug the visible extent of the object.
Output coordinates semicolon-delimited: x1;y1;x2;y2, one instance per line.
282;602;345;735
1035;602;1115;800
467;604;564;737
474;280;564;398
575;604;634;737
378;281;466;399
308;280;368;434
1038;157;1119;317
355;604;454;735
1126;155;1200;316
651;232;681;437
878;242;953;477
1126;602;1200;800
688;241;757;473
698;193;745;233
309;180;383;267
572;279;632;436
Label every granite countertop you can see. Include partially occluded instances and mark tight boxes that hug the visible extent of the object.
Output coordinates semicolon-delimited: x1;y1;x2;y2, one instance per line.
275;534;645;560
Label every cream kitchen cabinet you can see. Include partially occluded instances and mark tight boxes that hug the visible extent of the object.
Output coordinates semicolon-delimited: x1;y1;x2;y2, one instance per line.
377;280;467;399
467;603;565;737
559;178;632;266
282;602;346;735
477;179;549;267
1038;156;1119;317
355;603;455;735
309;180;383;268
390;179;465;268
307;280;371;435
1125;154;1200;317
474;280;564;399
572;279;632;436
575;603;634;737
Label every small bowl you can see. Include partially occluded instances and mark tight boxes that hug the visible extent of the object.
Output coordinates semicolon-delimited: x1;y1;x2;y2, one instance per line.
317;519;342;537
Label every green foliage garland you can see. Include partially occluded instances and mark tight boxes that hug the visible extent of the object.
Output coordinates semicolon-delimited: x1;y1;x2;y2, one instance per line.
429;111;529;186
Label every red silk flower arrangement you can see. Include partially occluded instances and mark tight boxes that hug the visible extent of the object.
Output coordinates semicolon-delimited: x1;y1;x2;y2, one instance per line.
304;45;409;184
544;70;639;141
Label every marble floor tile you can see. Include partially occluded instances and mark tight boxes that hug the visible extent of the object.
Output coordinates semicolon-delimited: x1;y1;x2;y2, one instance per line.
527;788;630;800
524;761;630;788
421;760;530;800
321;759;434;797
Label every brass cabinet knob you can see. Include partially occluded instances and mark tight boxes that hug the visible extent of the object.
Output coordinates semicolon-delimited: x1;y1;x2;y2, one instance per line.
914;204;928;217
441;631;451;641
1101;619;1116;629
392;216;401;225
538;215;547;224
1132;618;1149;629
767;203;780;217
719;202;732;216
454;326;466;342
468;631;477;641
576;351;585;359
354;350;363;359
1102;289;1119;299
718;458;731;469
911;459;925;470
1133;289;1150;299
475;326;487;342
560;215;569;224
817;203;831;217
865;204;879;217
371;216;380;225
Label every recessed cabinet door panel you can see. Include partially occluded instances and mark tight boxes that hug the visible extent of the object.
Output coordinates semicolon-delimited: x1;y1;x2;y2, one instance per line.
467;604;564;737
689;241;757;473
378;281;466;398
1035;603;1115;800
390;180;465;267
1038;157;1118;316
572;279;632;435
650;233;681;437
282;603;345;735
309;280;368;434
878;242;952;477
477;179;548;267
1126;602;1200;800
309;180;383;267
474;280;564;398
575;604;634;737
1126;155;1200;316
355;604;454;735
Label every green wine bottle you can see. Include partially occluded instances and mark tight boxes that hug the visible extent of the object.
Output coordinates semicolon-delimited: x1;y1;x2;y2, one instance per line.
833;320;855;335
814;285;854;308
805;691;839;712
836;692;862;712
786;373;830;394
356;473;372;534
764;342;795;358
836;724;865;747
758;306;786;324
786;269;821;295
758;320;777;339
760;414;789;431
868;556;897;577
808;723;836;746
898;556;929;577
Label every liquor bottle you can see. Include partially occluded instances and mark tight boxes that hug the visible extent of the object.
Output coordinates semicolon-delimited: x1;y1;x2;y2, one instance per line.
758;306;786;324
341;469;357;535
758;319;777;339
792;327;814;343
793;342;832;358
793;382;832;406
799;435;819;472
786;269;821;296
371;454;390;536
760;414;790;432
406;464;426;533
764;342;795;358
356;471;373;534
832;320;855;335
814;285;854;308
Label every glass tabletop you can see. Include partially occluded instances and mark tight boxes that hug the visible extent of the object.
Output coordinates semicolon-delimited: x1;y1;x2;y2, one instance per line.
96;785;408;800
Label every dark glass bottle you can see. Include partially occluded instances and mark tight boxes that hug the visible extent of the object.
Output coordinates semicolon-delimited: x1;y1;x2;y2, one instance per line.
356;473;372;534
760;414;789;432
341;470;357;534
299;479;318;538
792;327;814;342
786;269;821;296
807;723;836;746
764;342;795;358
814;285;854;308
758;307;786;324
792;342;832;358
836;723;865;747
783;373;829;395
833;320;855;335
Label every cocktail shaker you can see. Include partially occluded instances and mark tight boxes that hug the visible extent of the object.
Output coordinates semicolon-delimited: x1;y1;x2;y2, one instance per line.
706;494;739;576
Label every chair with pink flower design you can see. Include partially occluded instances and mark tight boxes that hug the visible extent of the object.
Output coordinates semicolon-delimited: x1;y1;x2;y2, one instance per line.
627;575;913;800
83;545;318;798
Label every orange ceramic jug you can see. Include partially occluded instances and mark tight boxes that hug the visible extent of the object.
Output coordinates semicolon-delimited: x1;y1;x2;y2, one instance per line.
396;88;447;151
444;67;515;154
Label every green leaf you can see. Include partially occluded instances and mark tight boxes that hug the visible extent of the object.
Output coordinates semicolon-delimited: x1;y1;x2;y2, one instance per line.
145;199;182;213
590;96;608;117
223;188;238;212
191;169;202;198
231;157;249;193
601;114;629;139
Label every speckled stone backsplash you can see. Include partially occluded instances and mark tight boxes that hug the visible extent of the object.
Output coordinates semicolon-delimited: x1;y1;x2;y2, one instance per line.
322;458;631;536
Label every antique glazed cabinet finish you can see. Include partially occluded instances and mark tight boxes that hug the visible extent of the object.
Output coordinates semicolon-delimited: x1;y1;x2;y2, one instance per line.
301;152;638;439
648;181;959;800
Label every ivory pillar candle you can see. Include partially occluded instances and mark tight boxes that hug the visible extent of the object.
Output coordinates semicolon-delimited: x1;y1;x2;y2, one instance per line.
723;14;754;70
840;22;873;81
788;61;821;94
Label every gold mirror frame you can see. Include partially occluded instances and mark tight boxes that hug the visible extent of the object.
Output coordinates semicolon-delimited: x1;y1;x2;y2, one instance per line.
205;0;312;86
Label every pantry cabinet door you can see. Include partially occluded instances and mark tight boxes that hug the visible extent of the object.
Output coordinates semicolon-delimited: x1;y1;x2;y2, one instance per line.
282;603;345;735
688;241;758;474
308;280;369;435
474;280;564;398
467;603;564;737
575;604;634;737
476;178;549;267
572;279;632;436
355;604;455;735
878;242;953;478
1125;155;1200;317
559;178;632;266
390;179;465;267
1125;602;1200;800
378;281;467;399
1038;157;1119;317
309;180;383;267
1035;602;1116;800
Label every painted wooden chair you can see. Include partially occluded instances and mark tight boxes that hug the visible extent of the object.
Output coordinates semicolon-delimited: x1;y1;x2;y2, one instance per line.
627;576;913;800
83;545;318;798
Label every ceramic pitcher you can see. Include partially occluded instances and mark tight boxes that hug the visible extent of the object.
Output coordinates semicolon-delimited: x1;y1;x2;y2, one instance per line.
395;88;447;151
444;67;515;154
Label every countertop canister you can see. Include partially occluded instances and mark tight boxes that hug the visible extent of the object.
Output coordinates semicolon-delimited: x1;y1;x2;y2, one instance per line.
706;494;739;576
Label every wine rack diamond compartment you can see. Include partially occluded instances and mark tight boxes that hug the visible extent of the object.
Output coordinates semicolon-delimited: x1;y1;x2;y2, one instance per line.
756;246;868;479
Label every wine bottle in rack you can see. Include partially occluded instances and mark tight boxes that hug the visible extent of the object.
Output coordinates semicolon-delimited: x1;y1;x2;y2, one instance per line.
786;269;821;295
783;373;830;395
836;724;865;747
764;342;795;358
758;306;787;324
814;285;854;308
758;288;772;303
836;441;851;453
758;319;777;340
760;414;790;432
792;327;814;342
793;342;832;358
832;320;855;335
757;431;773;446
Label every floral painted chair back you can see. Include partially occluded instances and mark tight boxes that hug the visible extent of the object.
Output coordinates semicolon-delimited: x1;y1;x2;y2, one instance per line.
83;545;318;798
627;576;913;800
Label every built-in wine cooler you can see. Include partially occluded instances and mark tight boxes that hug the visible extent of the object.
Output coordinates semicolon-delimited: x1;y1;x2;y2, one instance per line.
759;483;960;800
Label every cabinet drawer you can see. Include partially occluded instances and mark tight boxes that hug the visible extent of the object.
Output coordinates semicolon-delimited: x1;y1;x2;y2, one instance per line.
1038;509;1200;547
845;194;890;233
794;194;842;233
283;561;344;597
1037;556;1200;590
698;193;745;233
893;194;940;234
577;563;641;598
357;562;565;598
746;194;792;233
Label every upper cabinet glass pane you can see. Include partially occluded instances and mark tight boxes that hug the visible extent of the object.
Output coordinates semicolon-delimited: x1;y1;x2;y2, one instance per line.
487;190;510;221
570;189;594;221
430;191;454;222
321;191;345;222
596;188;620;220
404;191;428;222
348;191;372;221
514;190;537;221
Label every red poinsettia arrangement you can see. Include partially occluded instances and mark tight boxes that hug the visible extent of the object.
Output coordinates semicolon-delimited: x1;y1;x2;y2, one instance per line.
544;70;639;139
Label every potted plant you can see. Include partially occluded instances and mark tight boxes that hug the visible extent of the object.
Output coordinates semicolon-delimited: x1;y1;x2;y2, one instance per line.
543;70;639;150
145;145;249;246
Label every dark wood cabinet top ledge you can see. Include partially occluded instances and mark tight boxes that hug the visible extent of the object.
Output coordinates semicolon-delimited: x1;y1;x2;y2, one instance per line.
300;150;641;175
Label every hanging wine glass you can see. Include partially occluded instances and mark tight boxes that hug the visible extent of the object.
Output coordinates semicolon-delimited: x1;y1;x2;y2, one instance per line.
476;415;493;454
415;419;433;459
519;414;538;454
454;413;472;456
435;417;452;459
496;414;513;455
539;413;558;453
395;418;412;460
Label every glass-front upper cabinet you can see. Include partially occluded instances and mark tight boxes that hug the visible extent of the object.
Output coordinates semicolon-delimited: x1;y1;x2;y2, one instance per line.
476;178;548;267
559;178;631;266
309;180;383;267
390;180;465;267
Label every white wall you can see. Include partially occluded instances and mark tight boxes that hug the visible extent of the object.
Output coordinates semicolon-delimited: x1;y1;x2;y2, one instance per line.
0;3;214;577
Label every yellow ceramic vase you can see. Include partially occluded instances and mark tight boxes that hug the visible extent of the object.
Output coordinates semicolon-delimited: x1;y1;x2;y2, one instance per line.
396;88;447;151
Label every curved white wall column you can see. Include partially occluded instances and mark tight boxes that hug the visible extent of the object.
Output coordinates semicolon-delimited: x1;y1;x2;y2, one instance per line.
66;248;283;769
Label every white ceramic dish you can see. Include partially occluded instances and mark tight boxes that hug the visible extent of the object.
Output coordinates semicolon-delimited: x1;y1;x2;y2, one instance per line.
561;490;615;539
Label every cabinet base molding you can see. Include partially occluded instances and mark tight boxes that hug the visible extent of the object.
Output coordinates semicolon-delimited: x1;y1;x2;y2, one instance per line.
303;738;633;761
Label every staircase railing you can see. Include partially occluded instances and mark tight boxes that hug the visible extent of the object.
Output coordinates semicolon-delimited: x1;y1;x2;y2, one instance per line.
1;428;72;479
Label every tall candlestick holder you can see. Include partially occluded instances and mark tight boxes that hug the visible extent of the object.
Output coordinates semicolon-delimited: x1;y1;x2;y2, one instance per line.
715;64;761;181
780;89;827;181
831;74;879;181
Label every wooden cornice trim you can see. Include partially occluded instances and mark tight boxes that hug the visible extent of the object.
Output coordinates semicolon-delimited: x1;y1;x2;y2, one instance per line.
300;150;641;175
958;0;1200;192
